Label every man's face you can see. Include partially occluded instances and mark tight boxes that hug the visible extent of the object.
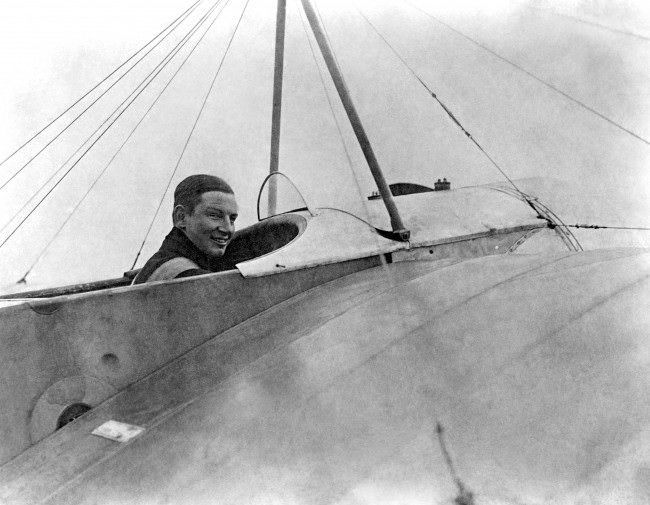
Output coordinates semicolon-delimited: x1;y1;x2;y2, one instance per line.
179;191;238;258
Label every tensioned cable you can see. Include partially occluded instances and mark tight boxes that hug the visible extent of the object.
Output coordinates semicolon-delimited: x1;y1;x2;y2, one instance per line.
567;224;650;231
308;2;398;274
0;0;203;171
3;0;220;216
297;3;378;227
527;4;650;42
309;2;380;206
0;1;202;193
404;0;650;146
0;0;222;242
490;185;583;251
312;3;344;81
130;0;251;270
16;1;231;283
0;0;224;249
308;3;385;217
356;5;586;251
532;199;583;250
296;2;358;194
354;4;526;198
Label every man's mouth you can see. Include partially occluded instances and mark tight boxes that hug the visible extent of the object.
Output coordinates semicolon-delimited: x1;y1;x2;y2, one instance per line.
211;236;229;247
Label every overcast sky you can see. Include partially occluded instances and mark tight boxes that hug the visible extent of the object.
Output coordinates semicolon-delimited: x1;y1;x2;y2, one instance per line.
0;0;648;292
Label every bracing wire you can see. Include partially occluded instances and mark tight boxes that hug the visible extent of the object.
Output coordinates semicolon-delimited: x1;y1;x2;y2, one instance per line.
404;0;650;146
308;2;381;210
567;224;650;231
0;0;203;171
296;2;358;192
305;2;397;272
490;185;583;251
312;3;344;80
17;1;231;283
354;4;526;197
0;1;203;192
0;0;224;250
130;0;251;270
355;4;588;251
532;199;583;250
527;4;650;42
308;3;382;218
0;2;219;241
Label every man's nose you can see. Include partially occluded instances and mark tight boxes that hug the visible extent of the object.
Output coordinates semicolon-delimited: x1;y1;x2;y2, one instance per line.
218;219;234;235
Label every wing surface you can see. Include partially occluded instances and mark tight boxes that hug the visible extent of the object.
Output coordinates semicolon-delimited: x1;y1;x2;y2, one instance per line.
1;248;648;504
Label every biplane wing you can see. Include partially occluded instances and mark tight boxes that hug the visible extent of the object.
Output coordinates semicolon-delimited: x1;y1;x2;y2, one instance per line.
1;246;647;505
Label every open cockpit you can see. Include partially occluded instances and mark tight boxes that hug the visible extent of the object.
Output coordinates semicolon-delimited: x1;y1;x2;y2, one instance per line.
0;173;559;302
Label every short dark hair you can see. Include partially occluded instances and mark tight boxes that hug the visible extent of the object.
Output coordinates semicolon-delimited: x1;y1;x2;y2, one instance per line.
173;174;234;213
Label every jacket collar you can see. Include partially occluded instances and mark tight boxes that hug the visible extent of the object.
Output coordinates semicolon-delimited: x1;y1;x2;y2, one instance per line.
161;227;215;271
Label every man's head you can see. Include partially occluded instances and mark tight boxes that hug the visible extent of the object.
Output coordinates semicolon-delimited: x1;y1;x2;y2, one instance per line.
172;174;238;258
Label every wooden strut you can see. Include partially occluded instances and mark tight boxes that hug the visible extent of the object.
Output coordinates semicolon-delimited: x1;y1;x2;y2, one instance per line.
299;0;410;241
268;0;287;217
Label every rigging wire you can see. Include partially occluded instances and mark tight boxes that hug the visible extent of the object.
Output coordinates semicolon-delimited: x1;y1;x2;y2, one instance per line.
567;224;650;231
302;0;409;238
0;0;203;171
308;2;382;212
0;0;204;192
355;5;587;251
527;4;650;41
532;199;583;250
493;182;584;251
130;0;251;270
308;3;379;215
312;3;345;82
489;185;583;251
16;1;232;283
296;1;359;198
307;2;397;273
0;0;224;250
354;5;526;197
404;0;650;146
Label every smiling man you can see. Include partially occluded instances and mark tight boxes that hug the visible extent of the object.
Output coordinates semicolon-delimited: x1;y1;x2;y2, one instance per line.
132;174;238;284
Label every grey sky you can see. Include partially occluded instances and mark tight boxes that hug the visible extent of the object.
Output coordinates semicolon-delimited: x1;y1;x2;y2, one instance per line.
0;0;648;291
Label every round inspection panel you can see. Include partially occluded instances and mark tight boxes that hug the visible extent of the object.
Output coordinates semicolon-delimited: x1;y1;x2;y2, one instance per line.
29;375;116;443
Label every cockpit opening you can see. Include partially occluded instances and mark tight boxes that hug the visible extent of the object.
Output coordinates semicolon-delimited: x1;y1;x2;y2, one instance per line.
0;214;306;300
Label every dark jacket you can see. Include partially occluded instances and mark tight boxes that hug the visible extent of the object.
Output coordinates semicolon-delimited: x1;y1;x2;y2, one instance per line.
132;227;231;284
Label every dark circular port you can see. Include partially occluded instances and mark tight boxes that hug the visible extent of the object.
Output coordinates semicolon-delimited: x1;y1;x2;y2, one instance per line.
101;352;120;370
56;403;91;429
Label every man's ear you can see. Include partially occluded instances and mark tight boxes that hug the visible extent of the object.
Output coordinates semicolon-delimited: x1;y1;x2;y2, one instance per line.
172;205;188;229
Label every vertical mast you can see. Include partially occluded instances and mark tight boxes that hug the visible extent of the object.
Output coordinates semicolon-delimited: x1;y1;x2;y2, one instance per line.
268;0;287;216
300;0;409;240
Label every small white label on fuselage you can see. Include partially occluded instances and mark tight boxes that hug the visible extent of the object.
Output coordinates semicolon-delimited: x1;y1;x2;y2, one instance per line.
91;420;144;443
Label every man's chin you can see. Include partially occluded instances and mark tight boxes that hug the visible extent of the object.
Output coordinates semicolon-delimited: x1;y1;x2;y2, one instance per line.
207;246;227;258
206;244;228;258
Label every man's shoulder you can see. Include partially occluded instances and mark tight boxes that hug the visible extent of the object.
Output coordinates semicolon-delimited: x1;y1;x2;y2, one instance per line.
146;257;202;282
132;256;203;284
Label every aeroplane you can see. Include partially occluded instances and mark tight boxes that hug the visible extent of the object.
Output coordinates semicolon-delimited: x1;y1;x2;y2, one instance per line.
0;0;648;503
